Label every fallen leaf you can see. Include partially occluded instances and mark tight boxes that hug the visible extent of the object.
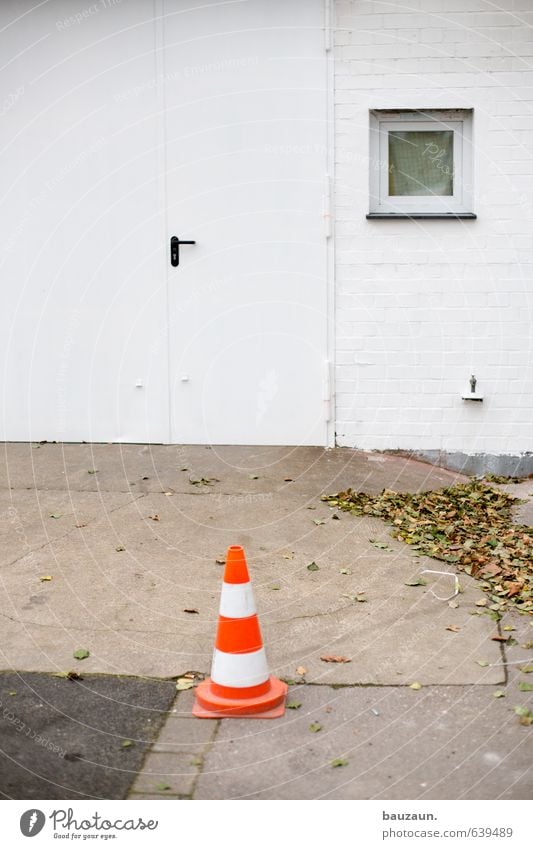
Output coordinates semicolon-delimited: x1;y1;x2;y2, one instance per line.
490;634;508;642
309;722;322;733
404;577;427;587
87;470;98;475
39;576;53;582
518;681;533;692
268;583;281;591
284;477;293;482
296;666;307;676
189;476;218;486
215;558;225;565
476;660;489;667
287;700;302;710
475;598;488;607
176;678;195;691
8;691;16;696
331;514;340;520
313;519;326;526
73;648;90;661
484;474;524;485
493;690;506;698
446;625;461;633
320;655;351;663
307;562;319;572
340;568;352;575
75;522;88;528
190;756;203;766
331;758;348;768
115;545;125;552
249;474;259;480
519;665;533;674
183;608;199;614
502;625;516;631
409;682;422;690
156;782;171;791
148;514;160;521
49;513;62;519
321;479;533;614
342;592;367;603
448;600;460;609
514;706;533;725
370;540;393;551
282;552;294;560
121;740;134;748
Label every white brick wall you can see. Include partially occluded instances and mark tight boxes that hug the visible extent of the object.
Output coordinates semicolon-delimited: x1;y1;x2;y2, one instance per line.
333;0;533;460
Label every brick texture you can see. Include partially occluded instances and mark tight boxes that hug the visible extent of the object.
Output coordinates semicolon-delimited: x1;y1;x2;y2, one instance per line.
333;0;533;456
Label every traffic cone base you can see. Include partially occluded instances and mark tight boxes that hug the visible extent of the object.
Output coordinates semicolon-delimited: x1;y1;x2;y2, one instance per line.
192;675;287;719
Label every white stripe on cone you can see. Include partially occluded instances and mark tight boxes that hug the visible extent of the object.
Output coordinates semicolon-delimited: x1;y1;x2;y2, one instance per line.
219;581;257;619
211;647;269;689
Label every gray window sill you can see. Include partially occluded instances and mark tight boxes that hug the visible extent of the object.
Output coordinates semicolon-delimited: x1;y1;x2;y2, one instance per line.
366;213;477;220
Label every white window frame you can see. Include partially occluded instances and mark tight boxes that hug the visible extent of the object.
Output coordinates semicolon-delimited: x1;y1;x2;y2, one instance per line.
369;109;474;217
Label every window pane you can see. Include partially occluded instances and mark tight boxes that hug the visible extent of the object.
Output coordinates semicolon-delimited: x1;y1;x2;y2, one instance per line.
388;130;454;196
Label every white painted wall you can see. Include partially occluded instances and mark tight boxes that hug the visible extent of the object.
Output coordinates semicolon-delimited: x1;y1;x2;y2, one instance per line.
333;0;533;459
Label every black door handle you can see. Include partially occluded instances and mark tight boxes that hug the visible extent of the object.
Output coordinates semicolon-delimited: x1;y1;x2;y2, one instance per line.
170;235;196;267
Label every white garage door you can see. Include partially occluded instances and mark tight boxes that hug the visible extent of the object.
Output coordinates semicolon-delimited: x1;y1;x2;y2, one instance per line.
0;0;331;445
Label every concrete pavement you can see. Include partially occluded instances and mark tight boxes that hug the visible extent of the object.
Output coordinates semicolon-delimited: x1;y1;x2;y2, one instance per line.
0;443;531;799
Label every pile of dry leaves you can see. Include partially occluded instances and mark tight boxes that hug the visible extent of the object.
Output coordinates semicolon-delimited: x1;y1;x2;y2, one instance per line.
322;480;533;615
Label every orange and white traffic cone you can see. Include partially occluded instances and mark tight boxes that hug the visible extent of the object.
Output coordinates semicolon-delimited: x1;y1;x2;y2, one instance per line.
192;545;287;719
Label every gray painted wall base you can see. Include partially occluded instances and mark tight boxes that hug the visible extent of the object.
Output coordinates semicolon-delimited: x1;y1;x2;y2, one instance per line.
384;449;533;478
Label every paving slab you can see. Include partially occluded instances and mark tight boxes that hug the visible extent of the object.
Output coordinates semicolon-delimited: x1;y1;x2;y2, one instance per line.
0;672;175;799
0;443;465;496
0;489;137;567
184;685;532;800
496;479;533;527
128;705;219;799
497;609;533;694
0;485;502;683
